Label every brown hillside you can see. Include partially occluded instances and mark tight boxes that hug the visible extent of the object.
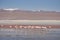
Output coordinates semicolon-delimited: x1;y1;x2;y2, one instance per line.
0;10;60;20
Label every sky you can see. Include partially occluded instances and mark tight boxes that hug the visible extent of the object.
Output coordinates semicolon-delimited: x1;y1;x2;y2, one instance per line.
0;0;60;12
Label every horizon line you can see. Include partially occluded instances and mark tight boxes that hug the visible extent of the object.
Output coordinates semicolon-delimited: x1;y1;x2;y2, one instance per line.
0;8;60;12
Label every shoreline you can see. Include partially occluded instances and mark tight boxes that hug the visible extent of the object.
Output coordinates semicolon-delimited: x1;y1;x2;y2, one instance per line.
0;20;60;25
0;25;60;29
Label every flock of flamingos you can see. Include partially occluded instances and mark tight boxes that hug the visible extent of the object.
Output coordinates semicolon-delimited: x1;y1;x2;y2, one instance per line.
0;25;51;29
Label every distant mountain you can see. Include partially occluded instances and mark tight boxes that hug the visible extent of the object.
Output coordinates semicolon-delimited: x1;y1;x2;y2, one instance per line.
0;9;60;20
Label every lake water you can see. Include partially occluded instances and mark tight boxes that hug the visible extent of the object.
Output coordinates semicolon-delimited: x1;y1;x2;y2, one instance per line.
0;28;60;40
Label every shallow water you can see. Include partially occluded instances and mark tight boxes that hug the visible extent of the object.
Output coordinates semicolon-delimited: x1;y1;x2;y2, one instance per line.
0;28;60;40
